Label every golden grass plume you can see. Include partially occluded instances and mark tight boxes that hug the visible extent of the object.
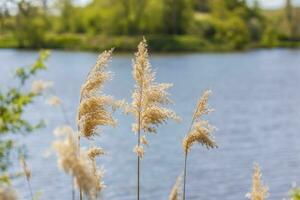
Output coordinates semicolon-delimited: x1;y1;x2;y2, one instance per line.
31;80;53;94
183;90;217;154
77;49;123;138
169;175;182;200
129;38;179;156
46;96;62;106
53;126;104;198
248;163;269;200
0;187;18;200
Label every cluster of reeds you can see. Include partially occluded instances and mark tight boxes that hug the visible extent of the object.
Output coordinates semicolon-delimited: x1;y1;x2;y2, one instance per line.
0;40;273;200
47;38;271;200
0;38;274;200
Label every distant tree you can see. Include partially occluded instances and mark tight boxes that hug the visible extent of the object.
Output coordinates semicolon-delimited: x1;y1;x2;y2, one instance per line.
15;0;47;48
193;0;210;12
162;0;193;34
57;0;75;33
286;0;297;38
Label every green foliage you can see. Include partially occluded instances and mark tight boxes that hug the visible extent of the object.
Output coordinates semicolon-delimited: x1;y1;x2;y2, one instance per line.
261;19;279;47
14;0;48;48
291;188;300;200
0;50;49;178
162;0;193;34
213;17;250;49
0;0;299;51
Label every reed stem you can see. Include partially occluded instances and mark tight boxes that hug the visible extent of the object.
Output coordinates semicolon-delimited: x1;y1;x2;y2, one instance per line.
78;135;83;200
183;152;188;200
27;179;34;200
72;177;75;200
137;130;140;200
136;71;143;200
137;108;141;200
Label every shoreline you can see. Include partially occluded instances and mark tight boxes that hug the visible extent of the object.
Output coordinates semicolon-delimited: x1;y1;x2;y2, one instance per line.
1;34;300;53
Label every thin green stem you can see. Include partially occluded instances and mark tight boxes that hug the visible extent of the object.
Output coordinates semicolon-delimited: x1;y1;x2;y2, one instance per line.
183;152;188;200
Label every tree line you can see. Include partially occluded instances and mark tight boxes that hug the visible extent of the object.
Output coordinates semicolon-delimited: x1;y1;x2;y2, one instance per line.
0;0;299;50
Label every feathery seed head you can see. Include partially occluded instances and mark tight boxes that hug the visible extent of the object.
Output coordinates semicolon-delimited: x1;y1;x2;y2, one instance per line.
141;135;148;146
130;38;179;153
31;80;53;94
77;49;119;138
87;147;105;161
93;49;113;73
249;163;269;200
0;187;18;200
193;90;213;121
46;96;62;106
133;145;144;158
168;175;182;200
183;90;217;154
80;71;110;99
183;122;217;154
53;129;102;198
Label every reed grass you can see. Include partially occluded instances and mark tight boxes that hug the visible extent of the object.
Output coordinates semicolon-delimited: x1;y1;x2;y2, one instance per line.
127;38;179;200
53;127;103;199
169;175;182;200
21;39;281;200
247;163;269;200
19;156;33;200
182;90;217;200
46;88;76;200
76;49;124;199
0;187;18;200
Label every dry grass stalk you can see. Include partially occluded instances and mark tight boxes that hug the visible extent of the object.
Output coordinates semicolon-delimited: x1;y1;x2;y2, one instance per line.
183;90;217;154
19;156;31;182
46;96;62;106
169;175;182;200
182;90;217;200
128;38;179;200
47;92;75;200
87;147;105;197
19;156;33;200
130;37;179;154
76;49;124;199
0;187;18;200
31;80;53;94
77;49;122;138
53;127;103;199
248;163;269;200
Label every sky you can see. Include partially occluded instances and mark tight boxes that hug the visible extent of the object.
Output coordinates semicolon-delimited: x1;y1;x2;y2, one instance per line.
246;0;300;9
73;0;300;9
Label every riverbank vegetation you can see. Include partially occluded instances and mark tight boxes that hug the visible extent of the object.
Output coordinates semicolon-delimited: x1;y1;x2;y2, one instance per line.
0;0;300;52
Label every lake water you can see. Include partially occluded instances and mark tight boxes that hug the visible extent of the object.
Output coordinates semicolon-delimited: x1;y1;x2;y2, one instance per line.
1;49;300;200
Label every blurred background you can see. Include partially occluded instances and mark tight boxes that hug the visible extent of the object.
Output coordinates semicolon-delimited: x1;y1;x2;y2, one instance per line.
1;1;300;200
0;0;300;51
